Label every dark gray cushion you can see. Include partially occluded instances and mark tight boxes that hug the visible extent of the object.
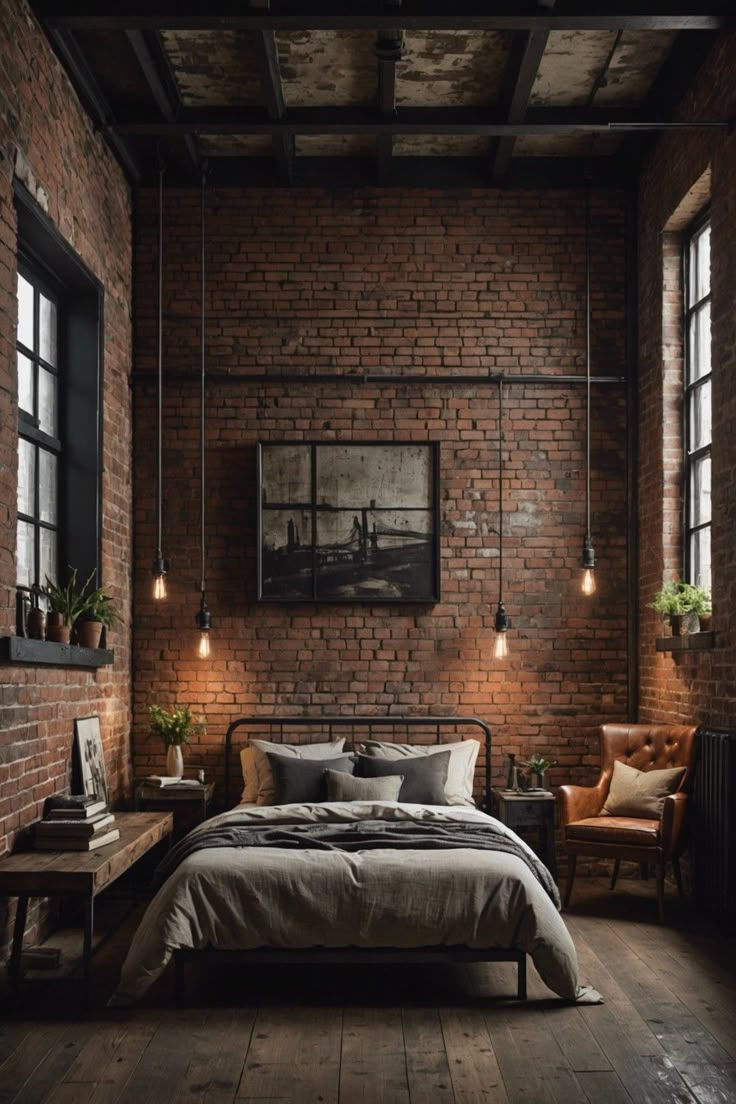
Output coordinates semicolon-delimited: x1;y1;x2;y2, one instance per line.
354;750;451;805
266;753;354;805
325;771;404;803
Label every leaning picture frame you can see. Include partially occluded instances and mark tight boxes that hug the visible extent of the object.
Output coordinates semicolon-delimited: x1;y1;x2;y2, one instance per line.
257;441;440;604
74;715;109;805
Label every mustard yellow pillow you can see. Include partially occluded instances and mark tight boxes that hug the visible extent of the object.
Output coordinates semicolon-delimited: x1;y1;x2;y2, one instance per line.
602;760;685;819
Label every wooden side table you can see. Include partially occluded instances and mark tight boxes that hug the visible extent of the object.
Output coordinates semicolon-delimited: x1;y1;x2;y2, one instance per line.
134;780;215;840
0;811;172;1003
492;790;558;880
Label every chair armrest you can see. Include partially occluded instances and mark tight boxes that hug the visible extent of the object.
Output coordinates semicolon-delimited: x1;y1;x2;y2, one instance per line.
558;782;605;828
660;791;688;859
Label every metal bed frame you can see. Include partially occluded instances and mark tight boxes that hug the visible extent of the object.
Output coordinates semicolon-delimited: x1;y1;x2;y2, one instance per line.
175;714;528;1000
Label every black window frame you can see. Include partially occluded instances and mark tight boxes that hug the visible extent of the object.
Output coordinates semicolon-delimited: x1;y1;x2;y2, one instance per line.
14;180;104;601
682;207;712;591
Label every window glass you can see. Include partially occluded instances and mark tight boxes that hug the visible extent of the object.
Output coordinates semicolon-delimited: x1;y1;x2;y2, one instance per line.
38;366;57;436
683;213;712;590
16;520;35;588
688;380;711;453
18;438;35;516
39;449;57;524
17;274;34;350
18;352;34;415
39;526;57;587
39;293;57;366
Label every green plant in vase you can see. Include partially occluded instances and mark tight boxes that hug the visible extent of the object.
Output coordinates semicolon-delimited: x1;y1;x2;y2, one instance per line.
648;580;711;635
520;754;557;791
149;705;204;779
44;568;96;644
76;587;120;650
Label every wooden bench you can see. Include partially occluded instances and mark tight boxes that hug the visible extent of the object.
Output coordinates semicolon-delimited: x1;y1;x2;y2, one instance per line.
0;811;172;1001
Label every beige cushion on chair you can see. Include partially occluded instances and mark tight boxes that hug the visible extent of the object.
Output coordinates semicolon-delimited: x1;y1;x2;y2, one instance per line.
601;759;686;820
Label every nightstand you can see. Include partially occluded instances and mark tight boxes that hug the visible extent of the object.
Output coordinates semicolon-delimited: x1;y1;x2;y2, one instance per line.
133;781;215;840
492;790;558;880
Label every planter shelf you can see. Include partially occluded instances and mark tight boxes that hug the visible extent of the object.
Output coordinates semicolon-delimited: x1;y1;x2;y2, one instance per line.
656;631;717;654
0;636;114;668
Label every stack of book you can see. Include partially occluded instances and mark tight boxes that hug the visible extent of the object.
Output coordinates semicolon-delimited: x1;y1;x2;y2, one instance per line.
36;794;120;851
137;776;207;801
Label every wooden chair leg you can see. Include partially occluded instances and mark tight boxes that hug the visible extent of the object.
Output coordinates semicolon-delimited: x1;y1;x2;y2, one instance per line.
656;862;665;924
609;859;621;892
672;857;684;900
563;855;577;908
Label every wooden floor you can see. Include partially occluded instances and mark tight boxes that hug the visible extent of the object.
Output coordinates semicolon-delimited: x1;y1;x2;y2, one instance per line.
1;878;735;1104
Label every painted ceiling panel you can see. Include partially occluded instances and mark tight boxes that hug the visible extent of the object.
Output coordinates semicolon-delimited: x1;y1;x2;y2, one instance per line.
295;135;376;156
593;31;677;105
393;135;488;156
200;135;273;156
161;30;262;106
277;31;377;106
396;31;509;106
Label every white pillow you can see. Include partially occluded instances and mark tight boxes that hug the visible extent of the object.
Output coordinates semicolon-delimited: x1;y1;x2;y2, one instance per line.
242;738;347;806
357;739;479;806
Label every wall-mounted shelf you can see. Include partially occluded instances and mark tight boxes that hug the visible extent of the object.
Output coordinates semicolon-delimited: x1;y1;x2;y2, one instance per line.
656;632;716;654
0;636;114;668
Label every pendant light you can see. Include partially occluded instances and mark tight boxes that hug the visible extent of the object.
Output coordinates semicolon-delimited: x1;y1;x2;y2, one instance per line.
493;380;510;660
581;180;596;597
195;164;212;658
151;157;168;600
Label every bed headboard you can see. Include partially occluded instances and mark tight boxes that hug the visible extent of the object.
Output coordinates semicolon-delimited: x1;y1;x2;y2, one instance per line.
224;714;492;810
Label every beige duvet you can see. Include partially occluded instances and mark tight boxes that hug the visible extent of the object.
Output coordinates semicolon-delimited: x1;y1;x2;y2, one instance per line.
114;801;588;1004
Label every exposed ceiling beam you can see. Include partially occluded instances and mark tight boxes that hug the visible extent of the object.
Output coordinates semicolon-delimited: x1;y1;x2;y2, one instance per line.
125;29;200;171
34;4;735;32
108;105;729;138
253;30;294;184
145;155;630;191
491;29;549;182
45;26;141;181
376;28;404;185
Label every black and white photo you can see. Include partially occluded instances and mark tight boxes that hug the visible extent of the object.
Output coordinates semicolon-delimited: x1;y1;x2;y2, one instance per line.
74;715;109;805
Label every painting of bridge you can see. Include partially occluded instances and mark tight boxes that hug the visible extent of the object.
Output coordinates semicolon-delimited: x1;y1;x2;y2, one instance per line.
258;442;439;602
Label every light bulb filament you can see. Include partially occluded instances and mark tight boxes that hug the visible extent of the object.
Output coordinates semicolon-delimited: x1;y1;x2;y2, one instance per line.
153;574;167;600
198;632;211;659
493;631;509;660
582;567;596;596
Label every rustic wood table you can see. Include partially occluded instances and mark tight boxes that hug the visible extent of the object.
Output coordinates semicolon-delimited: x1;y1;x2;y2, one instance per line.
491;790;558;880
0;811;172;1002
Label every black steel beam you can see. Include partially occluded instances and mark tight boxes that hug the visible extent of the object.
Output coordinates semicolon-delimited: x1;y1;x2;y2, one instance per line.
35;4;735;32
376;27;404;185
109;105;728;138
45;26;141;181
492;29;549;181
125;29;200;170
253;30;294;184
134;370;627;386
141;154;629;190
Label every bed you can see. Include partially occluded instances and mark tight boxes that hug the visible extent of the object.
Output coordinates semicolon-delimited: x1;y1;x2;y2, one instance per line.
112;716;598;1005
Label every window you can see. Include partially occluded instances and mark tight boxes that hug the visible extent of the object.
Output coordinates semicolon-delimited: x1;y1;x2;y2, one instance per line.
16;263;62;592
13;181;104;615
683;215;711;591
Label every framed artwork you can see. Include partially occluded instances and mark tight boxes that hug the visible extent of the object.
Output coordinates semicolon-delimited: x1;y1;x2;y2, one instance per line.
258;441;440;603
74;715;109;805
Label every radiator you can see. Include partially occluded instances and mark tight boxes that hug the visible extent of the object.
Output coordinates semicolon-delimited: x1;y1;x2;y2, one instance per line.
691;727;736;927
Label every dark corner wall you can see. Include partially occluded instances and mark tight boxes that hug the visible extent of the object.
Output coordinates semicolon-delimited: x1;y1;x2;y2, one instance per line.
132;188;630;792
0;0;133;946
638;31;736;727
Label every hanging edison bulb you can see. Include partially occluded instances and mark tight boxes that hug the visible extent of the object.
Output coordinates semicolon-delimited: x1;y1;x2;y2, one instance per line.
581;537;596;596
195;595;212;659
493;601;510;660
152;555;167;600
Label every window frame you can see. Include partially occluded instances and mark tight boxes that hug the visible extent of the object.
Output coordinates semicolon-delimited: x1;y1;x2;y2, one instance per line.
682;207;712;591
16;256;65;593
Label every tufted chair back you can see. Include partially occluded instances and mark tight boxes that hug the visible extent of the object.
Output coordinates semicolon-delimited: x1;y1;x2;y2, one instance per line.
599;723;697;798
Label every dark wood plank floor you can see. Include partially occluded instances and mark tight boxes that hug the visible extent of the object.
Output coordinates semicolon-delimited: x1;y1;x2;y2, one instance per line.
1;878;735;1104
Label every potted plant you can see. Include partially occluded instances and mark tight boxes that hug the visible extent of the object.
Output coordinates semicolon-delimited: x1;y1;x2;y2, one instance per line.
75;588;119;649
520;754;557;791
688;584;712;631
648;580;710;636
149;705;204;778
43;568;96;644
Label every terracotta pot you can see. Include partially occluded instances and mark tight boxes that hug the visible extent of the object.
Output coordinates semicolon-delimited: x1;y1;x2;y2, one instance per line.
26;607;46;640
75;620;103;649
47;623;71;644
166;744;184;778
698;613;712;632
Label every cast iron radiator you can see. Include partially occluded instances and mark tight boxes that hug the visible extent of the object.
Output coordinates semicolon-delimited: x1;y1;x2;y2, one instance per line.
691;726;736;926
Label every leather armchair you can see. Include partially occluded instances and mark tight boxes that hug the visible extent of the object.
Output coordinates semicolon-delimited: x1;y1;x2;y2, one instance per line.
559;723;697;922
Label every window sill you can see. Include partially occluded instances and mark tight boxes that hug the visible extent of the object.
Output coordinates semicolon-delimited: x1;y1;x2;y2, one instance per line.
656;631;716;653
0;636;114;668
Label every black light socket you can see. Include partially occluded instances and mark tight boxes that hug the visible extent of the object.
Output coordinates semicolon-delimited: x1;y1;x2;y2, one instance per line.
152;555;168;578
195;596;212;631
582;537;596;569
494;601;510;633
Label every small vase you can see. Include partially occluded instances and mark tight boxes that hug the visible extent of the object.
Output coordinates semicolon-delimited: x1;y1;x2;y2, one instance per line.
669;614;683;637
698;613;712;632
75;620;103;649
506;753;516;790
166;744;184;779
534;770;547;791
26;607;46;640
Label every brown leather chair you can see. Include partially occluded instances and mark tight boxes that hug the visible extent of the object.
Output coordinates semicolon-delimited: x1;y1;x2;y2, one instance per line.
559;723;697;922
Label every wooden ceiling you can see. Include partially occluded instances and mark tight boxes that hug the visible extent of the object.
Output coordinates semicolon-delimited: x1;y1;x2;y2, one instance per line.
30;3;733;188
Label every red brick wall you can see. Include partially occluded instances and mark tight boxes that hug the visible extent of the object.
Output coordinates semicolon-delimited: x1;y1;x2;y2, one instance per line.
132;187;630;796
638;32;736;726
0;1;133;941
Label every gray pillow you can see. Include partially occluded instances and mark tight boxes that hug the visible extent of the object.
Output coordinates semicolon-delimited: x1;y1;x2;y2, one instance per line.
602;760;686;819
325;771;403;803
355;751;450;805
266;753;354;805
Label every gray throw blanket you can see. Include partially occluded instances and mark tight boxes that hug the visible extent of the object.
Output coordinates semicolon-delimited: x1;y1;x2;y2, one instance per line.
155;818;560;908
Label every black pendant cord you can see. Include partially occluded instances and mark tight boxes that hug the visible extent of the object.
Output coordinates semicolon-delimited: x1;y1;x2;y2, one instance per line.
199;163;207;602
156;159;164;562
498;378;504;606
585;178;591;546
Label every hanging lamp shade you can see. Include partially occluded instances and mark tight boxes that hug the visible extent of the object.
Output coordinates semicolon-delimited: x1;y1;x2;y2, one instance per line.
196;164;213;657
493;380;510;660
152;158;168;600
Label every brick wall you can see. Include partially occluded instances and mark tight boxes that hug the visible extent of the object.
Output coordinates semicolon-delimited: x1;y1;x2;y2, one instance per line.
0;1;133;944
132;187;630;796
638;32;736;726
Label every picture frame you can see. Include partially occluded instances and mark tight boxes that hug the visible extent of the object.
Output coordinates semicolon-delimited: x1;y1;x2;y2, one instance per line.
74;715;109;805
258;441;440;603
